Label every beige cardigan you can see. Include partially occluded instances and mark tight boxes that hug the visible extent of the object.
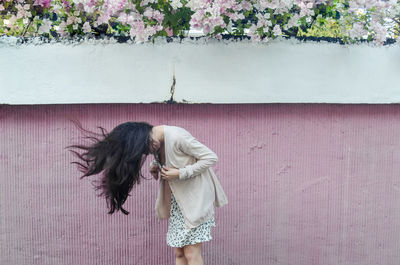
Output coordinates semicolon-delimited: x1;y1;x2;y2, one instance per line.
154;125;228;229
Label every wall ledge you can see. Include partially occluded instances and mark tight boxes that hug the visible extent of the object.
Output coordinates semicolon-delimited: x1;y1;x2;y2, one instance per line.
1;37;399;104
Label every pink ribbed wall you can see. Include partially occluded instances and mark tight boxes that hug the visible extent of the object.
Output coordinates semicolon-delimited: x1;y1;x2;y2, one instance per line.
1;103;400;265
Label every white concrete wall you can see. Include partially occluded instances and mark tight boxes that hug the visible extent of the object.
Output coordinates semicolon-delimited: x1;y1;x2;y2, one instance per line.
1;37;399;104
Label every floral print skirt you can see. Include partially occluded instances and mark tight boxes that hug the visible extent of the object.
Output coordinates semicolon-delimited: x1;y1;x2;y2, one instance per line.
166;192;216;248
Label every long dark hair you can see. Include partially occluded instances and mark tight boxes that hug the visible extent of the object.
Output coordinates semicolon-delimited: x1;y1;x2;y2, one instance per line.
66;119;154;215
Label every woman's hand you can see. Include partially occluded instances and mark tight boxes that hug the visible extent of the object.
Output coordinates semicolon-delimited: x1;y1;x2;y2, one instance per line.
160;166;180;181
149;163;160;180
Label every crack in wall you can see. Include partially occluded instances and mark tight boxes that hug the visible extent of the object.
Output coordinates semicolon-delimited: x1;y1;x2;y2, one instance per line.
165;64;177;104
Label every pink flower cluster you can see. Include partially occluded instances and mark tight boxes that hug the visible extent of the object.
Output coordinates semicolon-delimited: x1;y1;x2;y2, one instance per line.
0;0;398;46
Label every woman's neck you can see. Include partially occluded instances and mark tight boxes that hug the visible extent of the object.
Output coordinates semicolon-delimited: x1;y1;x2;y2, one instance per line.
152;125;164;144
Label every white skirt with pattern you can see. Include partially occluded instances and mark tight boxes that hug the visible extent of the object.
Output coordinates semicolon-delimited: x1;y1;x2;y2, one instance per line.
166;192;216;247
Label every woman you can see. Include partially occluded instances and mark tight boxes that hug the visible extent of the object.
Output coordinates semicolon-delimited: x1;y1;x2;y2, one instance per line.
67;120;228;265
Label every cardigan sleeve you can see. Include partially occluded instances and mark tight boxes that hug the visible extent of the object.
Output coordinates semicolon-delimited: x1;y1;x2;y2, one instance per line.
178;134;218;180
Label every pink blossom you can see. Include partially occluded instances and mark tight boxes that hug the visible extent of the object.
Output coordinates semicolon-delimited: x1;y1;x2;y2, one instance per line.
170;0;183;9
348;22;367;39
299;2;315;17
143;8;164;24
38;19;52;34
130;20;147;43
165;26;173;37
33;0;51;9
56;21;69;37
240;1;252;11
272;24;282;36
95;13;111;27
62;0;70;12
82;21;92;33
152;10;164;24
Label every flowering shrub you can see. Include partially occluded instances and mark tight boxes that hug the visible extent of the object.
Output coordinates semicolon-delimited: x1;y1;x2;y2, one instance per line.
0;0;399;46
